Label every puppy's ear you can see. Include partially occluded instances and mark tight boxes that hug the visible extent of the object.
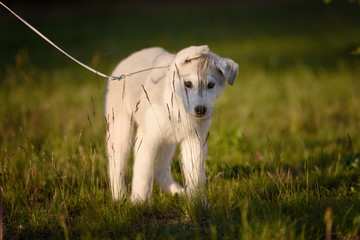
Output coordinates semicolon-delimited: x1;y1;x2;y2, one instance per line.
215;58;239;86
176;45;210;64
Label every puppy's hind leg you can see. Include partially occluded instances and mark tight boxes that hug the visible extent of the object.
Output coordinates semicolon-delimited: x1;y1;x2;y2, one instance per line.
106;111;134;200
155;143;184;195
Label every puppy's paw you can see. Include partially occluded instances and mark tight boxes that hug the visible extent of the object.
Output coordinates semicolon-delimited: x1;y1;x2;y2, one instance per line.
169;183;185;196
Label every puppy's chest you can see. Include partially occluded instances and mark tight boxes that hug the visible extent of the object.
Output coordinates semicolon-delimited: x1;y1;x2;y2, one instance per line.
160;113;203;144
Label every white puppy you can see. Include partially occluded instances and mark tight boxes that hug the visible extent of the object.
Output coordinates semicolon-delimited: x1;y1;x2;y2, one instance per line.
104;45;238;202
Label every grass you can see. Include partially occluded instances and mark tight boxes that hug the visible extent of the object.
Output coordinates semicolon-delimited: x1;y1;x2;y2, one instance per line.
1;1;360;239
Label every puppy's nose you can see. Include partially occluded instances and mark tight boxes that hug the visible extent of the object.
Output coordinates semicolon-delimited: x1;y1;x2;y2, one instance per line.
194;105;207;117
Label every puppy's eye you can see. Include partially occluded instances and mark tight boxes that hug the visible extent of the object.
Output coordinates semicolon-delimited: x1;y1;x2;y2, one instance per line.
207;82;215;89
184;81;193;88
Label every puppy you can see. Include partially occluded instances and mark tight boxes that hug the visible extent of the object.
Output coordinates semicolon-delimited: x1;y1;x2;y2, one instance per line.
104;45;238;201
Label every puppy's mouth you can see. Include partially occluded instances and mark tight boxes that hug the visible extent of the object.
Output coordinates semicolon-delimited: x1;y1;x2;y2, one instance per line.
193;112;212;119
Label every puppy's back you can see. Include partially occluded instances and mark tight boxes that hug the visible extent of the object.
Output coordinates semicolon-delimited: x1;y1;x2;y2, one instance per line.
105;47;174;117
112;47;173;75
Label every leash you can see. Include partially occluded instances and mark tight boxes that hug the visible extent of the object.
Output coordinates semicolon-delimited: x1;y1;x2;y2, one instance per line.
0;1;169;81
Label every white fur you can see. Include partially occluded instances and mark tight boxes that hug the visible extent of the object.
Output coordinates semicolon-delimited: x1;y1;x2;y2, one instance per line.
104;45;238;202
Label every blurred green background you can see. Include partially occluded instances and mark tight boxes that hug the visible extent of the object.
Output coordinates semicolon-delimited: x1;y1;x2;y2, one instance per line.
1;0;359;72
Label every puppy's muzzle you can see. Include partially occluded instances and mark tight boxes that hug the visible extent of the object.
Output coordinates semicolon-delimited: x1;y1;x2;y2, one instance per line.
194;105;207;117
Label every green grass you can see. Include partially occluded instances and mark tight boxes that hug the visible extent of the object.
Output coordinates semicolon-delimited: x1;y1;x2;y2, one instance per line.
1;1;360;239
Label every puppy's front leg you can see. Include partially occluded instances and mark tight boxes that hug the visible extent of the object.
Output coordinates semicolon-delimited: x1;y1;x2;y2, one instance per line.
131;131;159;202
154;143;184;195
180;133;208;198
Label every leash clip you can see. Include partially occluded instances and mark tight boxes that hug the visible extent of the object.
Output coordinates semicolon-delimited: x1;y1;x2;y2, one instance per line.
109;75;125;81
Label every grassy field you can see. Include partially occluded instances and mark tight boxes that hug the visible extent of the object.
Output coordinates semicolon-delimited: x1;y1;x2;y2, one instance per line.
1;1;360;239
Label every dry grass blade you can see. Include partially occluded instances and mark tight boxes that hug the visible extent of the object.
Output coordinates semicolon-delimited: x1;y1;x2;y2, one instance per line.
0;188;2;240
141;84;165;140
166;104;171;121
141;84;150;103
135;100;141;113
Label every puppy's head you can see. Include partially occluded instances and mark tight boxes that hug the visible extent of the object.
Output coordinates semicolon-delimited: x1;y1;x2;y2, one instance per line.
172;45;239;119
